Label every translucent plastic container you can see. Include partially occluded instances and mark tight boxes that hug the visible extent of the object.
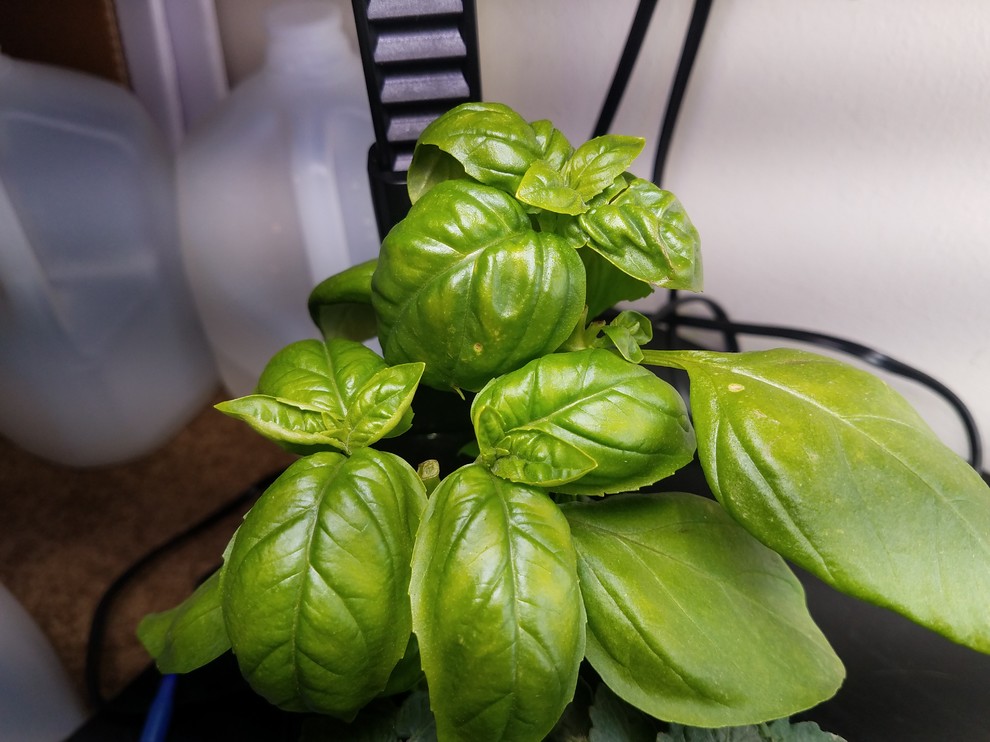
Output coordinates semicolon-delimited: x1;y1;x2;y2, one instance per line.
178;1;378;397
0;52;217;467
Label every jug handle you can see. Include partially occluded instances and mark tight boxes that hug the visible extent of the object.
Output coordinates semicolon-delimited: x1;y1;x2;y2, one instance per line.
0;176;65;337
290;112;351;288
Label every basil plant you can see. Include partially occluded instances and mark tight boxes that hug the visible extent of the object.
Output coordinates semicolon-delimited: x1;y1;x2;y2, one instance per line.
139;102;990;740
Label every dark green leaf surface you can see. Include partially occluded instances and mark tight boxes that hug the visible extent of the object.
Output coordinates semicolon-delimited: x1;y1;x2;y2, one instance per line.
563;492;844;727
579;247;653;319
137;570;230;674
472;349;695;494
580;179;702;291
409;464;586;741
372;180;586;392
307;259;378;342
407;101;542;198
648;348;990;653
588;683;658;742
215;339;420;453
221;450;427;718
659;718;845;742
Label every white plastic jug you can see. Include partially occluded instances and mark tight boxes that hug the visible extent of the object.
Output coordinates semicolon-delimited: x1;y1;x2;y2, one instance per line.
0;52;217;467
178;1;378;397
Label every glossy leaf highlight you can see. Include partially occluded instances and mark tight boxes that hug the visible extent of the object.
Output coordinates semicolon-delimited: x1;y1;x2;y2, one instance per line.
410;464;585;741
580;179;702;291
472;349;696;495
372;180;586;392
221;450;427;718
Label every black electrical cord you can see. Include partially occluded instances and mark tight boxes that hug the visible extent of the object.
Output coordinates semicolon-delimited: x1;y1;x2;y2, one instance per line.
653;0;713;186
84;470;279;710
652;298;985;473
592;0;660;138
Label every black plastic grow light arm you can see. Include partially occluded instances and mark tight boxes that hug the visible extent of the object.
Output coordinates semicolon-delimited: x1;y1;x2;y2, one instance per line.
350;0;482;239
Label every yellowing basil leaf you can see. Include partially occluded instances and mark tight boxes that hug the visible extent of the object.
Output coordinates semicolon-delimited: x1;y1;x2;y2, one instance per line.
137;570;230;675
410;464;585;742
651;348;990;654
563;492;844;727
472;349;695;495
221;450;426;718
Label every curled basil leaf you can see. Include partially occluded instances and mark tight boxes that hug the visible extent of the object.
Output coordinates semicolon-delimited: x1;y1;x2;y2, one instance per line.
307;259;378;342
530;119;574;171
215;338;422;454
580;178;702;291
563;492;844;727
472;349;695;495
407;101;542;202
410;464;585;741
647;348;990;653
137;570;230;675
372;179;586;392
221;449;427;718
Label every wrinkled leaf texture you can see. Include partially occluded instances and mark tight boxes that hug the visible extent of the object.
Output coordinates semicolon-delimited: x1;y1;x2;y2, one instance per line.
221;449;427;718
372;180;586;392
410;464;585;741
215;338;421;454
472;348;695;495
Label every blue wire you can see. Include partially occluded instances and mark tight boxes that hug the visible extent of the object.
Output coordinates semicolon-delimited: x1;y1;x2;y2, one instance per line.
140;673;178;742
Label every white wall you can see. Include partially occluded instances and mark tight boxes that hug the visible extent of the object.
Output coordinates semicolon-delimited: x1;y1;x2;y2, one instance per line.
478;0;990;460
213;0;990;459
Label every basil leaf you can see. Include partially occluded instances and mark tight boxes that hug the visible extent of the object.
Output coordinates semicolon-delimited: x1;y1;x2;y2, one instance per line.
516;159;587;215
472;349;695;495
531;118;574;171
580;178;703;291
221;449;427;718
600;311;653;364
406;142;469;205
214;394;343;453
343;361;425;450
216;338;420;453
307;259;378;342
649;348;990;653
563;135;644;202
372;179;586;392
407;101;542;199
579;247;653;319
137;570;230;674
563;492;844;727
409;464;586;742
